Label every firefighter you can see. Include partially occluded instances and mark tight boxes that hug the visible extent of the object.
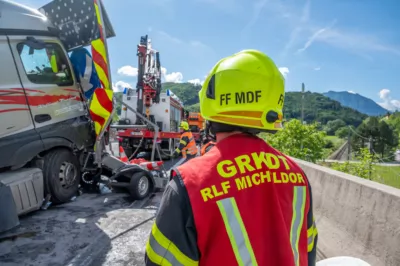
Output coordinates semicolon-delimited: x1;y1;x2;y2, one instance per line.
200;121;216;156
145;50;318;266
171;121;198;165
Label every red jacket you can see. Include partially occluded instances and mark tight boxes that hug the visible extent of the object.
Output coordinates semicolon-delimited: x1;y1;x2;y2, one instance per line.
144;133;318;266
177;133;314;266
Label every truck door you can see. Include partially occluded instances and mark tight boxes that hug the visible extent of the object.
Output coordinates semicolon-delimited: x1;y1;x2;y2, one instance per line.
0;36;42;169
8;36;88;144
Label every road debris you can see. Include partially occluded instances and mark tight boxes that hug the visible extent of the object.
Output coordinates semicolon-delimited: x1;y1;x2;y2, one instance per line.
0;192;163;266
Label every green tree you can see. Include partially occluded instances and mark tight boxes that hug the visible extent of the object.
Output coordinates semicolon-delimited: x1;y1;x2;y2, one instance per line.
263;119;326;163
351;117;379;151
335;126;355;139
388;111;400;126
162;82;201;105
185;103;200;112
324;119;346;135
351;122;367;151
387;111;400;141
351;117;399;161
114;92;123;115
376;120;399;159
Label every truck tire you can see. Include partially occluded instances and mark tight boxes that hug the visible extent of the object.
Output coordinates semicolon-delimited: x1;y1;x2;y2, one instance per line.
128;171;152;200
43;149;80;204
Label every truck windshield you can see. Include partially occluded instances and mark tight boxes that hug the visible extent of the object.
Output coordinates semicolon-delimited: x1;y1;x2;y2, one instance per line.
17;42;73;86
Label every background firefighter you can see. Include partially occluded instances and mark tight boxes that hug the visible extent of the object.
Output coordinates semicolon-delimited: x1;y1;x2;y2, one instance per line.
145;50;318;266
171;121;199;166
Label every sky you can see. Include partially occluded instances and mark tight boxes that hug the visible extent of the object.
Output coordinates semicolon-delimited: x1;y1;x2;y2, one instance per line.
16;0;400;111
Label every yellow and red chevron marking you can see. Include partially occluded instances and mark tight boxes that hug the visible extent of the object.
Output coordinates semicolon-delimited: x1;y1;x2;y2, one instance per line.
90;88;113;136
89;0;113;137
91;0;110;91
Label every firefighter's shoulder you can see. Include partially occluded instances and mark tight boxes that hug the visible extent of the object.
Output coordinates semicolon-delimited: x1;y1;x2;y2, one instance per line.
177;150;220;177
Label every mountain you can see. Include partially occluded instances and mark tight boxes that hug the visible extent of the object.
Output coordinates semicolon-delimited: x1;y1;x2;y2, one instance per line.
283;91;367;127
160;83;367;127
322;91;388;116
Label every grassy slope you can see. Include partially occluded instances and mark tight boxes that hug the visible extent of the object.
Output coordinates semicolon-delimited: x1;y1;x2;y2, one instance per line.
372;165;400;188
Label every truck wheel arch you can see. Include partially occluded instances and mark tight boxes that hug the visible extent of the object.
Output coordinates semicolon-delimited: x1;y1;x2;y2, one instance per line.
41;137;75;151
10;137;75;169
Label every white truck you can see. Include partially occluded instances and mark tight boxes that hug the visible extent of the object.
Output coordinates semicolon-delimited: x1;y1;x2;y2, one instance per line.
0;0;168;233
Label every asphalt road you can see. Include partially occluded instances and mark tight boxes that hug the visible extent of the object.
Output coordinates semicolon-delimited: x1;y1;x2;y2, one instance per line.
0;158;180;266
0;191;165;266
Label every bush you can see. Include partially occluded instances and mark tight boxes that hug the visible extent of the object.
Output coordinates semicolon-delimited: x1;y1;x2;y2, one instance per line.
331;148;376;179
324;140;334;149
263;119;326;163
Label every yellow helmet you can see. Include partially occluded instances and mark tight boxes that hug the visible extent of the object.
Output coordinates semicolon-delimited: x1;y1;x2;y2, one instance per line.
179;121;189;131
198;50;285;132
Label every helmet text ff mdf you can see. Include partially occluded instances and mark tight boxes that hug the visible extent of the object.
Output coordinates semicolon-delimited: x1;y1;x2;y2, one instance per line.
179;121;189;131
198;50;285;133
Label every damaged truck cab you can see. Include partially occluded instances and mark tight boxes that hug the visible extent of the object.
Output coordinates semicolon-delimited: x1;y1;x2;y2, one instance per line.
0;1;93;205
0;0;167;233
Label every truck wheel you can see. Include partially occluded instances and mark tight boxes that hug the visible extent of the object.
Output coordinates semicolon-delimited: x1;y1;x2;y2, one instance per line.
129;172;152;200
43;149;80;204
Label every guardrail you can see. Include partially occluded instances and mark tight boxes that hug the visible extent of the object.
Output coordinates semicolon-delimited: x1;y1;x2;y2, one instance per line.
293;158;400;266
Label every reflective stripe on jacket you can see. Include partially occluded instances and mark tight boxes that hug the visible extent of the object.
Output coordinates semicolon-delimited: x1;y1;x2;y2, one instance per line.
175;131;198;158
200;141;216;156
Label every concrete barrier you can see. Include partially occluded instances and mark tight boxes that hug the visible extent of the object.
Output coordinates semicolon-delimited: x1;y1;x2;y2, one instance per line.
293;158;400;266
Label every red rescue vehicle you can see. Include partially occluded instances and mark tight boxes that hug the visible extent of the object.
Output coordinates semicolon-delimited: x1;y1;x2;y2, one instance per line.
115;35;199;160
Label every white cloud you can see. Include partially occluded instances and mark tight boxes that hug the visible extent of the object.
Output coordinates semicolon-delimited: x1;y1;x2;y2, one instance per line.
117;65;138;77
156;31;215;55
378;89;400;111
282;0;311;56
242;0;268;34
115;64;187;84
380;89;391;99
188;78;204;86
117;63;184;82
113;81;132;92
297;20;337;54
161;67;183;83
157;31;183;44
278;67;289;77
272;0;400;58
348;90;356;94
314;67;321;71
306;26;400;58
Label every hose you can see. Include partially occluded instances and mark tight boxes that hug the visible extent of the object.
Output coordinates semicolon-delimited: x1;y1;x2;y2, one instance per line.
157;143;174;157
128;137;145;161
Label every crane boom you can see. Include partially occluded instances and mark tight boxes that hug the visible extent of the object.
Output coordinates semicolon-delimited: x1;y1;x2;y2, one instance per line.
135;35;162;123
